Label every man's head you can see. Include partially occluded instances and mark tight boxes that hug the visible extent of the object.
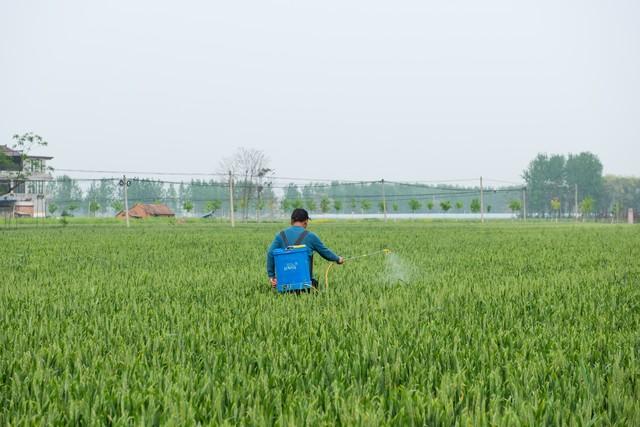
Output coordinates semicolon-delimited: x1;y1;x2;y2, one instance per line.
291;208;310;227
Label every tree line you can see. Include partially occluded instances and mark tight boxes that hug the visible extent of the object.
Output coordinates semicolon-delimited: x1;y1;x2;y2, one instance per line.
522;151;638;219
44;176;524;217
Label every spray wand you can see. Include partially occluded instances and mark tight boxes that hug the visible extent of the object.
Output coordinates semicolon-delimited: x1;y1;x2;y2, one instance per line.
344;249;391;261
323;248;391;290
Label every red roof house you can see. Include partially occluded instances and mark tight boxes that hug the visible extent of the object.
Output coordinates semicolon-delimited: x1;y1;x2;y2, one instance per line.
116;203;175;219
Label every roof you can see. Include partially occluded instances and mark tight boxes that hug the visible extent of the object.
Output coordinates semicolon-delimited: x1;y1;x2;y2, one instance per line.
138;203;174;216
0;145;21;157
0;145;53;160
118;203;175;217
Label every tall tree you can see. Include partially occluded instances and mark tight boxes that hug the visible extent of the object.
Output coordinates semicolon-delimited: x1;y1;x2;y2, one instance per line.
565;152;604;212
178;182;191;214
206;200;222;216
85;179;116;214
550;198;561;222
89;200;100;217
183;200;194;215
282;184;301;213
603;175;640;215
305;199;317;213
470;198;481;213
320;197;331;214
126;179;165;207
508;200;522;216
111;200;124;213
49;176;83;211
48;203;58;216
166;183;178;212
523;154;566;215
579;197;594;221
408;199;421;214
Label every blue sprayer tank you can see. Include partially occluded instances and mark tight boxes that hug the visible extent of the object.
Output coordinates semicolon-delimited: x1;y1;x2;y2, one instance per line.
273;245;312;292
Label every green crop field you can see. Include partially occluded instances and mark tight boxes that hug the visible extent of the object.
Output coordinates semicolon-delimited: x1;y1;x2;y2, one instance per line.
1;221;639;425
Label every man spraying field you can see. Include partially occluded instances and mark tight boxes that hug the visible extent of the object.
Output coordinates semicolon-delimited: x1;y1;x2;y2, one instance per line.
266;208;344;291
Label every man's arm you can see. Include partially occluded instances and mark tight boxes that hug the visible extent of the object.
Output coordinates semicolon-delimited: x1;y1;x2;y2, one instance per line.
266;234;282;278
308;233;342;263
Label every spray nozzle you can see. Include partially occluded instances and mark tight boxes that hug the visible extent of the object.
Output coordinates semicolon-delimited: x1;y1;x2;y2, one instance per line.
383;249;391;255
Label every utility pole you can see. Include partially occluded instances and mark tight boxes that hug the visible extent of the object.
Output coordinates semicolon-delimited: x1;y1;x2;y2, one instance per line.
229;171;235;228
480;176;484;223
119;175;130;228
381;179;387;222
256;192;261;223
522;187;527;222
574;183;578;221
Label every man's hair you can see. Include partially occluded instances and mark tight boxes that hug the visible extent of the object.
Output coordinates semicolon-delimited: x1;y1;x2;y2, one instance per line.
291;208;310;222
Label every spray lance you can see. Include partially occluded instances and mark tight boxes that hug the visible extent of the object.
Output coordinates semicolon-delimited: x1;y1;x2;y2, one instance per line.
323;248;392;290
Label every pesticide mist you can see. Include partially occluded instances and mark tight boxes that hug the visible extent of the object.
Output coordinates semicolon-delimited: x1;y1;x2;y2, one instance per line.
383;252;414;284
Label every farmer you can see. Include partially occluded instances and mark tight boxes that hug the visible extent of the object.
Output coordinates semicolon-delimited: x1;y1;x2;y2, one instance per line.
266;208;344;289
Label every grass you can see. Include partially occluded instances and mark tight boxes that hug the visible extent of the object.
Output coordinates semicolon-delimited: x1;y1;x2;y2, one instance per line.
1;221;639;425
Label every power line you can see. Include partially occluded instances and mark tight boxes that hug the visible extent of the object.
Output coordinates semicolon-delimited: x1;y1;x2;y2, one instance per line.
484;178;525;186
53;167;522;187
54;168;229;177
46;176;485;191
46;177;372;190
48;176;521;193
385;181;478;191
54;168;375;183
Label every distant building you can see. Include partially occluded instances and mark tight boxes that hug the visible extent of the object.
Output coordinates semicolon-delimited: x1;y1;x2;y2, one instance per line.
0;145;54;218
116;203;175;219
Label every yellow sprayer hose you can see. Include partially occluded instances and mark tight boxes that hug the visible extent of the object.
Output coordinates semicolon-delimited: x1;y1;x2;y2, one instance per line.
323;263;335;290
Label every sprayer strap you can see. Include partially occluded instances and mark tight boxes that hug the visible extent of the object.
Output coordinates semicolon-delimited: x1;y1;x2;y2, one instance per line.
294;230;309;246
279;231;290;248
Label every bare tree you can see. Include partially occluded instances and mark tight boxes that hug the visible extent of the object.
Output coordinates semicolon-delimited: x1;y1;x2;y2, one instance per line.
219;148;272;220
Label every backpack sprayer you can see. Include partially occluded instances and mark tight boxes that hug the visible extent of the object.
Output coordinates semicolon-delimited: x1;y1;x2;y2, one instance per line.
272;230;315;293
274;245;392;293
273;245;313;292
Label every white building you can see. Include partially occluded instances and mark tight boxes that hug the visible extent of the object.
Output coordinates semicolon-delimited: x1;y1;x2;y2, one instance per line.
0;145;54;218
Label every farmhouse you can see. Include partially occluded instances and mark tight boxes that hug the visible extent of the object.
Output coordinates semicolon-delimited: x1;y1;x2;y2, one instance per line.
116;203;175;219
0;145;54;218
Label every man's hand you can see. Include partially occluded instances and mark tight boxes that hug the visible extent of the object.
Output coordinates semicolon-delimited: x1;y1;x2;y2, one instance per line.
337;256;345;265
269;277;277;288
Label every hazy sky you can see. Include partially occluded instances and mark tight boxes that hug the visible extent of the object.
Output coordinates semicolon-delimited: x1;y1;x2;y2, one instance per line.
1;0;638;183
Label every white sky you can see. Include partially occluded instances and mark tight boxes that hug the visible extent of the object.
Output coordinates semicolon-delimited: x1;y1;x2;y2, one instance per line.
1;0;638;183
